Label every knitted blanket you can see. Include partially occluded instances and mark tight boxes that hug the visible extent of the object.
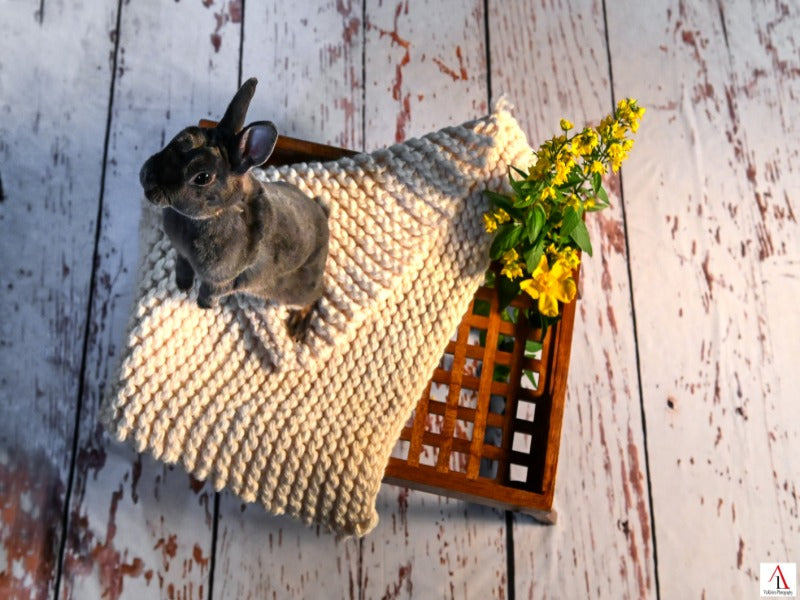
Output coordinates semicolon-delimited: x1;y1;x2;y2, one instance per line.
102;102;532;536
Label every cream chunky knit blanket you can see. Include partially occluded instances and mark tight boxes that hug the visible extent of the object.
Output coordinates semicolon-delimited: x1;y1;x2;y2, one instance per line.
103;102;532;536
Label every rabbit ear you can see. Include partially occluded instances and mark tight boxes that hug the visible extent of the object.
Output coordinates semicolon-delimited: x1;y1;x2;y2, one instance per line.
218;77;258;135
231;121;278;174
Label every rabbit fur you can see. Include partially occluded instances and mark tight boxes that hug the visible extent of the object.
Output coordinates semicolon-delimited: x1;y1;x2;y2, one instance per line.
139;78;329;338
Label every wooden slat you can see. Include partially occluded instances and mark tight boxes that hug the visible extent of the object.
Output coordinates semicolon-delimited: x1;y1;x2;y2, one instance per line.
0;2;116;597
497;300;536;486
607;1;800;597
527;289;577;496
406;382;433;468
361;2;508;599
58;1;242;597
465;283;502;479
211;2;364;598
489;0;658;598
435;312;473;473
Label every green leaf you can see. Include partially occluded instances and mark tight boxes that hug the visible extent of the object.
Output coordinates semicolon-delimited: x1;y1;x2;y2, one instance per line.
484;190;522;219
510;165;528;180
591;172;602;193
484;269;496;287
493;364;512;383
523;369;539;389
596;185;609;206
569;220;593;256
497;275;521;313
514;194;535;209
524;243;545;273
525;203;546;243
529;310;560;340
503;305;520;322
489;223;523;259
510;177;526;196
560;207;581;237
472;298;491;317
524;339;543;358
566;169;584;187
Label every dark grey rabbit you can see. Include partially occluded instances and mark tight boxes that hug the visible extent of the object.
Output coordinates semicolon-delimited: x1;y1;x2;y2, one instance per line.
139;78;329;340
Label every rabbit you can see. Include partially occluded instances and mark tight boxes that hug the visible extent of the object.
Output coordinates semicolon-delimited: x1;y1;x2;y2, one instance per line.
139;77;329;340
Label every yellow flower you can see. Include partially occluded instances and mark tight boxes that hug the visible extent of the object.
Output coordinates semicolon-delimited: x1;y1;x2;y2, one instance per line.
611;121;627;139
553;159;573;186
571;129;599;156
494;208;511;224
607;143;627;172
483;213;498;233
585;197;597;210
540;186;557;201
560;118;574;131
618;98;645;132
598;115;615;139
501;261;524;280
519;255;577;317
528;156;551;181
502;248;519;264
501;249;525;280
566;194;581;211
558;247;581;269
588;160;605;175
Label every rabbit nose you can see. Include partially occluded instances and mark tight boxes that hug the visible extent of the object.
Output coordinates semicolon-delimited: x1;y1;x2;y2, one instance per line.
140;162;162;198
139;162;154;190
140;161;168;205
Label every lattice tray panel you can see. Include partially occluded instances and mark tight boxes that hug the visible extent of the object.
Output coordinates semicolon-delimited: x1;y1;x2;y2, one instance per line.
385;269;578;523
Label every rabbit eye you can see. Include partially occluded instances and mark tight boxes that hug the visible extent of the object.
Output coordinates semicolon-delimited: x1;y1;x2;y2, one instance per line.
191;172;214;186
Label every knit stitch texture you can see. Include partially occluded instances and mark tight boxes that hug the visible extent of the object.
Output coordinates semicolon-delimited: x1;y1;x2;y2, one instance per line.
102;102;532;536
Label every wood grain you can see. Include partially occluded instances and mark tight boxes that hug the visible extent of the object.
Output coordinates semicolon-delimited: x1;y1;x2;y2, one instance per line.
57;1;243;597
361;2;508;599
364;0;489;146
489;0;657;598
0;1;116;597
606;0;800;597
240;0;364;150
212;2;364;598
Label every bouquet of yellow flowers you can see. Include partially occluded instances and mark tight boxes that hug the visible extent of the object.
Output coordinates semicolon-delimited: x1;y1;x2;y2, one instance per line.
484;98;645;331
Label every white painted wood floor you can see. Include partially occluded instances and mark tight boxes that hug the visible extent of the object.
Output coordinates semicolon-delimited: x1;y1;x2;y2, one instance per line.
1;1;798;598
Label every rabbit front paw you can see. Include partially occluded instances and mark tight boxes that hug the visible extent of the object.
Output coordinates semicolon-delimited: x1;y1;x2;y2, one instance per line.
176;271;194;292
197;295;217;309
286;302;317;342
197;282;219;309
175;255;195;291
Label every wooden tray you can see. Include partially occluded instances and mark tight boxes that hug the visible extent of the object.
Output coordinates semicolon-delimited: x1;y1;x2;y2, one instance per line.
383;267;577;523
202;121;576;523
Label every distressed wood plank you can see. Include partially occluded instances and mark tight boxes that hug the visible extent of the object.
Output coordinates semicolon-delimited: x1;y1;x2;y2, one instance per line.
212;3;364;598
361;2;507;599
364;0;489;145
58;1;244;598
240;0;364;150
606;1;800;597
0;1;116;597
489;1;657;597
719;1;800;437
